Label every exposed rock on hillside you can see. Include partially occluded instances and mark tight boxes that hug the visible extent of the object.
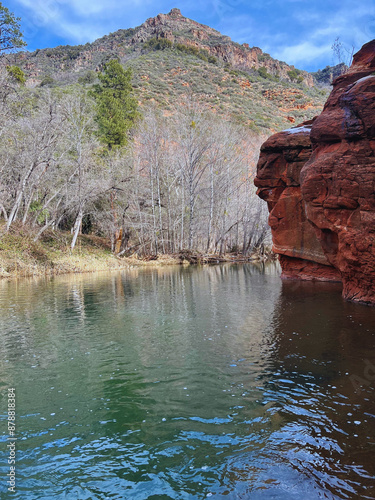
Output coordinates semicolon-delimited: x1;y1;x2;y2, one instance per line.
256;40;375;305
311;63;347;86
107;8;313;86
6;9;326;132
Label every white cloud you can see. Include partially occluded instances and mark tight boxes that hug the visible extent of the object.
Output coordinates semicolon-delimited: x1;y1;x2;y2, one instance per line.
273;41;332;67
218;0;373;70
292;2;371;50
64;0;152;17
55;20;104;43
15;0;161;44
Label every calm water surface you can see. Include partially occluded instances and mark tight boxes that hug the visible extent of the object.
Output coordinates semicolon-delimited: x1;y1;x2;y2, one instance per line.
0;264;374;499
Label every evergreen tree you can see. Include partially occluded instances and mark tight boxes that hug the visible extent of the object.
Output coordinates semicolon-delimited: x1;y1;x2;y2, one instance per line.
0;3;26;53
91;60;138;148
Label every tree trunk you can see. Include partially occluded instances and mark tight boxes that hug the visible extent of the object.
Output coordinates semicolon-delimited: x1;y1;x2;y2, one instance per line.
7;161;38;231
188;171;194;251
33;213;64;242
22;191;34;225
206;164;214;252
0;203;8;221
114;227;123;254
71;207;83;251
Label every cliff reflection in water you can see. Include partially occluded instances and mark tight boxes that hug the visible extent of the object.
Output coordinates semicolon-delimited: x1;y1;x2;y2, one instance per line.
0;263;374;499
257;279;375;498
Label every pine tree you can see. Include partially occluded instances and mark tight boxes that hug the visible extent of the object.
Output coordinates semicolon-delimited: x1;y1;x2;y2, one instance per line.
0;3;26;53
91;60;138;148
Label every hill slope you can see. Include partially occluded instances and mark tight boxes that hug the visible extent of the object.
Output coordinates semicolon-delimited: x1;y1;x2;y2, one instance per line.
10;8;328;132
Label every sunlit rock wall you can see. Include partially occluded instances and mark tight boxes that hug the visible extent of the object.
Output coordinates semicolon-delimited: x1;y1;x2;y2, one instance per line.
254;121;341;282
255;40;375;305
300;39;375;305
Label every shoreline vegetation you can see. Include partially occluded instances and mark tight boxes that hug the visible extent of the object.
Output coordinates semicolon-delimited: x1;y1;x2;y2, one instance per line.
0;226;274;280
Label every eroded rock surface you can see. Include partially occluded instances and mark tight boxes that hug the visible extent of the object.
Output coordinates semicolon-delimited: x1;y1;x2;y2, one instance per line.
254;121;341;281
256;40;375;304
301;40;375;304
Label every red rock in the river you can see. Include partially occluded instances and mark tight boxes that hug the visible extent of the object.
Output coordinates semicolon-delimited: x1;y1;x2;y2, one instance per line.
300;39;375;305
254;120;341;282
255;40;375;303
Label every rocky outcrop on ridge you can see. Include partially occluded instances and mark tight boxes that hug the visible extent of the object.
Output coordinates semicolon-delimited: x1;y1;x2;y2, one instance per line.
11;8;313;87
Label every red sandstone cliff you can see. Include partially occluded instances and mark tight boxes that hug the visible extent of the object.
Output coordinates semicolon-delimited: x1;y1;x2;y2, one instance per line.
254;120;341;282
255;40;375;304
301;40;375;305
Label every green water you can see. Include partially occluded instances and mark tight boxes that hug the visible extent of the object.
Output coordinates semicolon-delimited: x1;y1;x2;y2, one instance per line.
0;264;374;499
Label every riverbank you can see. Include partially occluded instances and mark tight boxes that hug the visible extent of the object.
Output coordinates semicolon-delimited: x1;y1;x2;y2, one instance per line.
0;227;271;279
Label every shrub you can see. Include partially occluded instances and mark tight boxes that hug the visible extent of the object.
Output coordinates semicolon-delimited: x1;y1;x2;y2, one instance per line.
175;43;216;64
176;43;199;56
6;65;26;85
62;47;82;60
258;66;272;80
258;53;271;62
119;28;136;39
78;70;96;85
40;75;55;87
287;69;303;83
143;38;173;51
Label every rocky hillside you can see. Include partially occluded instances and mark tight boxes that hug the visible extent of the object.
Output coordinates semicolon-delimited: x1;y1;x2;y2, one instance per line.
311;63;348;86
9;8;328;133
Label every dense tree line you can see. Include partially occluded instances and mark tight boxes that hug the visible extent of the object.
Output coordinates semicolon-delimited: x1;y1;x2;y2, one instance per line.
0;61;270;256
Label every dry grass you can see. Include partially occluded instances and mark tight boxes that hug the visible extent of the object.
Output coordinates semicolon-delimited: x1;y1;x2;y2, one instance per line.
0;224;130;279
0;224;272;279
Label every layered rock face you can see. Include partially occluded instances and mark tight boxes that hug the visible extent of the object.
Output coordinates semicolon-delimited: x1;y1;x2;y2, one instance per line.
255;40;375;304
254;121;341;281
301;40;375;305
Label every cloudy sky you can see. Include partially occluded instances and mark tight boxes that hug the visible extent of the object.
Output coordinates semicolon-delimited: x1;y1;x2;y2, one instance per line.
6;0;375;71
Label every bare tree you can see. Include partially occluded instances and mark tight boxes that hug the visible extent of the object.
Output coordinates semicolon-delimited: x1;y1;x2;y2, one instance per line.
0;85;270;258
331;37;355;69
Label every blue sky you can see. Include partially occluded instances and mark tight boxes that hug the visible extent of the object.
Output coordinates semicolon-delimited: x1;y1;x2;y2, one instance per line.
6;0;375;71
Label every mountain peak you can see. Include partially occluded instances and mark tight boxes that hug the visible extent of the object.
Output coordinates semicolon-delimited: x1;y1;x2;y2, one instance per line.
168;8;182;17
11;7;322;122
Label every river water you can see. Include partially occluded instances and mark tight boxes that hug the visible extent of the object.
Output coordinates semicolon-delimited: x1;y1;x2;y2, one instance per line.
0;264;374;499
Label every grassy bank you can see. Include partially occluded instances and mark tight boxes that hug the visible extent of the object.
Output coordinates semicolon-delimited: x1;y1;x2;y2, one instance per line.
0;225;271;279
0;226;123;278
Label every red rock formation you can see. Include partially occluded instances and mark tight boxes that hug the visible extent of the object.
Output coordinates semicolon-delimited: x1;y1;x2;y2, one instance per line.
278;255;342;281
256;40;375;305
255;120;341;282
300;39;375;305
